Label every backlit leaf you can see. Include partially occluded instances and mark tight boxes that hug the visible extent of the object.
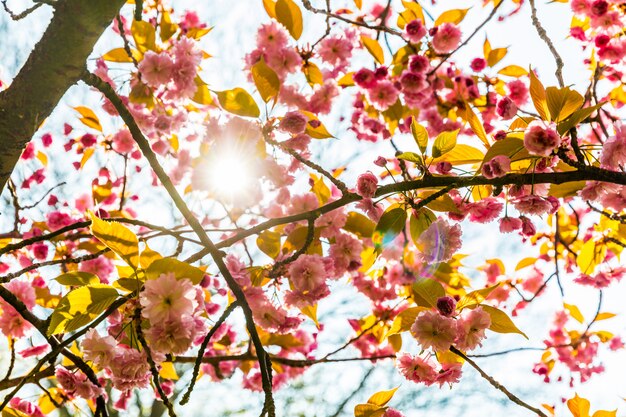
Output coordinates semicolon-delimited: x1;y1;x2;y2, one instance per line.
257;230;282;259
487;47;507;67
73;106;102;132
564;303;585;324
252;58;280;102
480;304;528;338
275;0;303;39
146;258;206;285
434;8;469;26
48;284;119;335
411;118;428;154
56;271;100;287
498;65;527;77
456;284;499;310
409;208;436;244
529;69;551;121
102;47;141;63
132;20;156;52
367;387;399;407
374;207;407;246
412;278;445;308
557;102;605;135
546;86;584;122
432;129;459;158
216;88;260;118
89;212;139;269
360;35;385;64
461;103;489;148
567;394;591;417
343;212;375;238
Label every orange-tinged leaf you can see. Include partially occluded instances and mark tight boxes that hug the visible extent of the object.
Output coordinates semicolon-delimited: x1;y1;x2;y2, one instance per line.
564;303;585;324
300;110;334;139
353;0;362;9
545;86;584;122
567;394;591;417
498;65;528;77
434;8;469;26
102;47;141;63
595;312;616;321
515;257;537;271
529;69;551;121
483;37;492;61
275;0;303;40
73;106;102;132
367;387;399;407
263;0;277;18
487;47;507;67
360;35;385;64
593;411;617;417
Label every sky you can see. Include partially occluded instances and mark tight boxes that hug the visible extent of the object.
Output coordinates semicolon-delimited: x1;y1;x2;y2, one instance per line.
0;0;624;416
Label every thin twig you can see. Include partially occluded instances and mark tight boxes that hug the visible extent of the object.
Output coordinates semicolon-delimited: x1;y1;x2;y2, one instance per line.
528;0;564;87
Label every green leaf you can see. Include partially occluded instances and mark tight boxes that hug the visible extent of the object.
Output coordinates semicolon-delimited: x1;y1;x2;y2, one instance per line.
216;88;260;118
48;284;119;335
367;387;399;407
479;304;528;339
557;102;605;135
410;119;428;154
546;86;584;123
56;271;100;287
412;278;445;308
432;129;459;158
397;152;423;164
374;207;407;246
145;258;206;285
409;208;436;244
529;69;551;121
343;212;375;238
360;35;385;64
275;0;303;39
252;58;280;103
89;212;139;270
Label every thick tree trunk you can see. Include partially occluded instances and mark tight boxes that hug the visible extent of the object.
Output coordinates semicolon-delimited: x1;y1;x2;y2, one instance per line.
0;0;126;193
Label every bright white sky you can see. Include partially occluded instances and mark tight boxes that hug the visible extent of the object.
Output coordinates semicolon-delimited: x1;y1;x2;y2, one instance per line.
0;1;624;416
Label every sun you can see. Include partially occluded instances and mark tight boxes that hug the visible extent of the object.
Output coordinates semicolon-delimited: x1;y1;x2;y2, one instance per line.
204;147;257;204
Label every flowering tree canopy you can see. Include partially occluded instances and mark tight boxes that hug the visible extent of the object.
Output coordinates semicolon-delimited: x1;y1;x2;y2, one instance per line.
0;0;624;416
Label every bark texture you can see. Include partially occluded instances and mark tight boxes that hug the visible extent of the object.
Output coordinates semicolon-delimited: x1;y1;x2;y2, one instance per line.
0;0;126;192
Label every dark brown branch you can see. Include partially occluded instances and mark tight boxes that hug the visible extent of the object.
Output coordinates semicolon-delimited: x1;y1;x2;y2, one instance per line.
528;0;564;87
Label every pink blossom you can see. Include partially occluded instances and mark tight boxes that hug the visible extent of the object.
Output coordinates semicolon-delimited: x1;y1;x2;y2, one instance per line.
408;55;429;73
470;58;487;72
455;306;491;351
256;21;289;52
496;97;518;120
328;232;363;274
417;219;462;263
287;254;330;305
396;352;438;384
356;171;378;198
507;80;529;106
513;195;553;215
523;122;561;156
353;68;377;88
278;111;308;135
140;273;198;323
468;198;503;223
599;123;626;169
111;129;135;154
138;51;174;88
481;155;511;178
145;315;204;354
367;81;399;111
436;362;463;386
405;19;426;43
432;23;462;53
82;329;117;367
79;256;115;283
18;344;49;358
0;281;36;337
384;409;405;417
9;398;45;417
400;71;425;94
318;35;353;67
411;310;458;352
499;216;523;233
436;296;457;317
108;346;151;391
46;211;73;231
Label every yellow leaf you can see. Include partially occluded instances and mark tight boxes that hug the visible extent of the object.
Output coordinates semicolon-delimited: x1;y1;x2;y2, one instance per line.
461;103;489;148
367;387;399;407
498;65;528;77
410;118;428;154
387;306;427;335
337;72;355;87
546;86;584;122
216;88;260;118
515;257;537;271
567;394;591;417
300;304;319;327
483;37;492;61
432;129;459;158
354;0;362;9
480;304;528;338
456;284;499;310
257;230;281;259
275;0;303;40
434;8;469;26
159;11;178;42
577;239;604;275
343;212;375;238
593;411;617;417
360;35;385;64
300;110;334;139
263;0;277;18
487;47;508;67
185;27;213;40
89;212;139;269
36;151;47;166
412;278;445;308
145;258;207;284
354;403;386;417
73;106;102;132
131;20;156;53
80;147;95;168
595;312;616;321
139;243;162;269
38;388;64;414
252;58;280;102
302;62;323;85
159;362;179;380
102;47;142;63
564;303;585;324
529;69;551;121
397;1;425;29
430;144;485;166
